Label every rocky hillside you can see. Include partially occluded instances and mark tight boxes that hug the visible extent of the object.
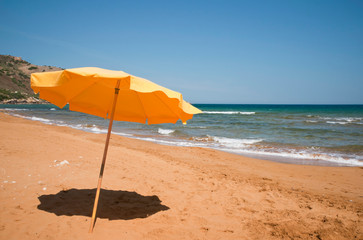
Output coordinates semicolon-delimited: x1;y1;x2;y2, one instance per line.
0;55;63;103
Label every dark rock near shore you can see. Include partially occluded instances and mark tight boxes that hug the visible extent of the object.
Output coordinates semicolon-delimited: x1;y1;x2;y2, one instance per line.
1;97;47;104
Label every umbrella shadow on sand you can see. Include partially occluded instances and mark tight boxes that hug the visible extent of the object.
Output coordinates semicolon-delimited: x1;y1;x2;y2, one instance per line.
37;188;169;220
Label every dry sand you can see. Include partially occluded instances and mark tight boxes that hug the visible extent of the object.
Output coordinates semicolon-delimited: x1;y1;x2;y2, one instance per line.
0;112;362;239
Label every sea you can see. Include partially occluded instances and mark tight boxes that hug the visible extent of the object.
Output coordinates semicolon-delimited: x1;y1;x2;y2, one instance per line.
1;104;363;167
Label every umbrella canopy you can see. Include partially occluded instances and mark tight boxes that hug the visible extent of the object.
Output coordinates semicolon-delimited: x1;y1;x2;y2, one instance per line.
31;67;201;124
30;67;202;232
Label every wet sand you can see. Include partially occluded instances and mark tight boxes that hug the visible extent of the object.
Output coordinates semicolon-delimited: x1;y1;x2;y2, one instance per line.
0;112;362;239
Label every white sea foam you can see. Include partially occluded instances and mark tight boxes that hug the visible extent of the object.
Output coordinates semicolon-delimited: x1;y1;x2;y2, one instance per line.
327;121;348;125
27;119;132;137
240;112;256;115
9;113;55;125
66;123;133;136
50;108;56;111
31;116;51;122
5;112;113;134
188;126;207;129
316;116;363;125
158;128;175;135
212;136;262;148
64;123;106;134
203;111;255;115
336;117;362;122
222;148;363;167
90;126;107;134
134;136;206;147
112;131;133;137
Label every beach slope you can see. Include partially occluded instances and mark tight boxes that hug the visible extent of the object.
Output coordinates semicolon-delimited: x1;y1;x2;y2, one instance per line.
0;112;362;239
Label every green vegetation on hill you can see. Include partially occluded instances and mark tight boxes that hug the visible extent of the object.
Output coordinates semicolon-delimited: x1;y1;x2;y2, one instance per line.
0;89;26;101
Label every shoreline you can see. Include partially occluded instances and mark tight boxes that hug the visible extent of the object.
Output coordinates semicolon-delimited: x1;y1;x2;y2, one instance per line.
1;112;362;239
1;108;362;167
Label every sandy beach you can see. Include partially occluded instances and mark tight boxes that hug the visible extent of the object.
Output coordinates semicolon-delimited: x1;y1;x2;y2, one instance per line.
0;112;362;239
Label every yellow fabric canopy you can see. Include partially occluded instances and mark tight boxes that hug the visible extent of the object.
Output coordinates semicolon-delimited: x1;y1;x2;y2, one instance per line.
31;67;202;124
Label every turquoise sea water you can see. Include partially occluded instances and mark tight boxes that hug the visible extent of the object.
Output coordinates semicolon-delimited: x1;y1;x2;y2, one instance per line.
1;104;362;166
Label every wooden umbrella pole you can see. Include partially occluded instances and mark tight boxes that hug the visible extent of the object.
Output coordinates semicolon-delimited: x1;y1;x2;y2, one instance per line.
89;80;121;233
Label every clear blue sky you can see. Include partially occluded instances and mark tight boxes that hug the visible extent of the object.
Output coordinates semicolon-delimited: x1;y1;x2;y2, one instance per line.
1;0;362;104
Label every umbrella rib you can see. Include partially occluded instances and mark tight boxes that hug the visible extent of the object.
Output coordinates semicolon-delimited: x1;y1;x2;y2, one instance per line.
154;91;183;122
135;91;148;121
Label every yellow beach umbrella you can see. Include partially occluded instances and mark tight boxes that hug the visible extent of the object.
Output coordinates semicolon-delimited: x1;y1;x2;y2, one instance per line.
30;67;202;232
